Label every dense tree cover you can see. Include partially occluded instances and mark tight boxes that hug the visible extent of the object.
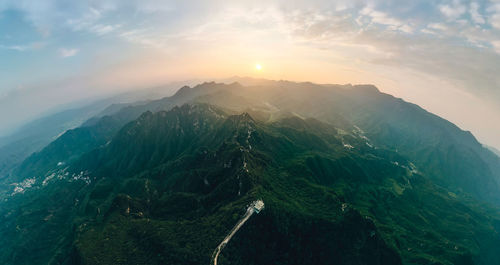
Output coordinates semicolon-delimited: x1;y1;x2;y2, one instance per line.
1;80;500;265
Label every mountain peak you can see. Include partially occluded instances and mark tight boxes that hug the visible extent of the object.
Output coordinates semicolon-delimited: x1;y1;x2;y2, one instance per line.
226;112;255;125
351;84;380;94
138;110;153;119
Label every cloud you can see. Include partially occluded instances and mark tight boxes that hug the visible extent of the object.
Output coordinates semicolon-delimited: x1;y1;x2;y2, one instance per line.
359;6;413;33
492;40;500;54
59;48;79;58
439;0;467;20
65;6;105;32
428;23;448;31
279;4;500;102
90;24;121;35
487;2;500;29
0;44;29;51
470;2;485;24
0;42;46;51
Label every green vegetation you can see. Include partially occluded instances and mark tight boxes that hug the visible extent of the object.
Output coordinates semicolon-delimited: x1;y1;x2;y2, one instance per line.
1;80;500;265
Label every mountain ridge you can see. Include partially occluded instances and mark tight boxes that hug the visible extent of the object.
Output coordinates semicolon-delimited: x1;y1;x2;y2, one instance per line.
2;80;500;265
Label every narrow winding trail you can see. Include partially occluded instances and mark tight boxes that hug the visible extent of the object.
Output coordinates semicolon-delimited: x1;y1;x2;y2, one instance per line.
211;200;264;265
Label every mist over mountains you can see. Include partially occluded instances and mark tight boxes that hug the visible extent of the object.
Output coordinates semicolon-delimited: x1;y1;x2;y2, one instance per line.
1;78;500;265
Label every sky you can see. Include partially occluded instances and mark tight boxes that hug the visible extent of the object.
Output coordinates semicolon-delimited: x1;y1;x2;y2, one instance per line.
0;0;499;148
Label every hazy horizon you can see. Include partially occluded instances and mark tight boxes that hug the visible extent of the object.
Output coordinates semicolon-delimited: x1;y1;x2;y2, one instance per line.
1;0;499;149
3;2;500;264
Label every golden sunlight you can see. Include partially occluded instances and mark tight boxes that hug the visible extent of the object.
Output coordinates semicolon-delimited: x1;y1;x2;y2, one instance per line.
255;63;262;71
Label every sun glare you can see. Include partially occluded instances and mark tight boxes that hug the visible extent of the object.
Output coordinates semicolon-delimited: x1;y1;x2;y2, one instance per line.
255;64;262;71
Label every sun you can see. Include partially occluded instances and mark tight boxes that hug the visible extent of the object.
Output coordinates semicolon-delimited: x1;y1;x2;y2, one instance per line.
255;64;262;71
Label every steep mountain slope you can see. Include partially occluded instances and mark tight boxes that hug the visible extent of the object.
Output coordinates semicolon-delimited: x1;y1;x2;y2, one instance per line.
4;82;251;185
486;145;500;158
164;79;500;204
2;104;500;265
0;113;132;194
0;100;111;179
16;79;497;204
335;86;500;204
0;81;184;180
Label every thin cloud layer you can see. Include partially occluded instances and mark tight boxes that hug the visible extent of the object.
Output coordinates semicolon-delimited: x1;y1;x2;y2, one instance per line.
59;48;79;58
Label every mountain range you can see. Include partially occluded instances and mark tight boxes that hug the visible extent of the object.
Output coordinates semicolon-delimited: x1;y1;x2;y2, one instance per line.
1;78;500;265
